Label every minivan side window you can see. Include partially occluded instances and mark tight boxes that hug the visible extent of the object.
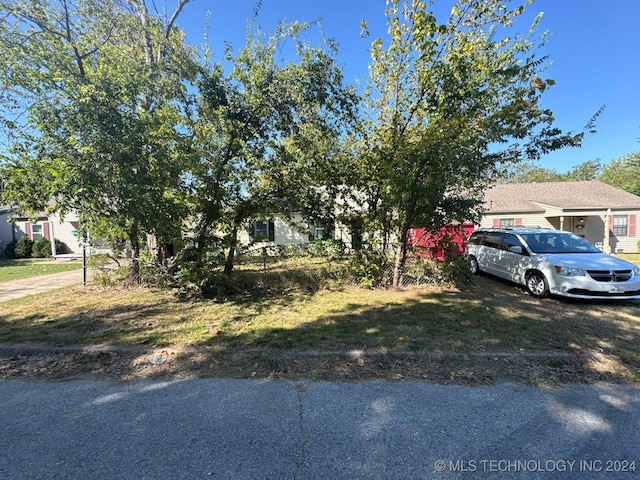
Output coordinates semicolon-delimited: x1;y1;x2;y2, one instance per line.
467;232;483;245
501;233;526;255
482;232;504;249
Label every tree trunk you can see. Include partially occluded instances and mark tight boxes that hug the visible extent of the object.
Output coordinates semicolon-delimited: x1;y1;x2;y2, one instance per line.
392;197;417;289
223;227;238;276
392;225;410;289
129;221;141;281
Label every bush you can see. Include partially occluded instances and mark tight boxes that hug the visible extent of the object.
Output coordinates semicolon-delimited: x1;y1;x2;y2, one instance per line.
32;238;51;257
3;239;17;259
54;240;68;254
306;239;346;259
13;237;34;258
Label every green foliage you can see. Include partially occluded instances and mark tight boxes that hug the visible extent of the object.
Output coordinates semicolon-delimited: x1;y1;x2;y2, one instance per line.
186;21;357;277
174;246;221;293
3;239;17;259
32;238;51;258
599;152;640;197
0;0;197;277
345;250;392;289
306;239;346;259
355;0;596;288
502;159;602;183
13;237;34;258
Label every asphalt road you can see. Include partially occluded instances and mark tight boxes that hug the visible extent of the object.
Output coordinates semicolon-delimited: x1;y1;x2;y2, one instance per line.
1;379;639;479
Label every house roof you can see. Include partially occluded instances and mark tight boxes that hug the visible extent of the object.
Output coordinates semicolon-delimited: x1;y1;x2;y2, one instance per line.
485;181;640;213
0;204;14;216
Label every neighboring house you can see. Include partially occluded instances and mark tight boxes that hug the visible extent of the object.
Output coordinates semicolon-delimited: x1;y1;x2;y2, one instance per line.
239;215;354;249
0;205;14;255
0;206;83;256
481;181;640;253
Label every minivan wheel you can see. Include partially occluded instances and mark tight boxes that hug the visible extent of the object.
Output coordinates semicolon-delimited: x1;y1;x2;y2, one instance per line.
526;271;549;298
469;256;480;275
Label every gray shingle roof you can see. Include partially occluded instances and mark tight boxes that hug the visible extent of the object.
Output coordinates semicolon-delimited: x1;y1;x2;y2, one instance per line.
485;181;640;213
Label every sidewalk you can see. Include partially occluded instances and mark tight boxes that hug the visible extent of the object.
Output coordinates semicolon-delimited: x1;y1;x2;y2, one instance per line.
0;269;85;302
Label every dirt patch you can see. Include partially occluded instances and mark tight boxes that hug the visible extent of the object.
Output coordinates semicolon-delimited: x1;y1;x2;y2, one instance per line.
0;346;633;386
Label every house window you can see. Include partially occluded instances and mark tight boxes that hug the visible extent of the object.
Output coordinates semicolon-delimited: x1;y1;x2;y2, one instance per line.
613;215;628;236
309;219;324;241
500;218;515;228
31;224;44;241
251;219;275;241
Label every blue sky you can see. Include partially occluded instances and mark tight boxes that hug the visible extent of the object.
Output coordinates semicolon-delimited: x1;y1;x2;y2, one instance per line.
175;0;640;173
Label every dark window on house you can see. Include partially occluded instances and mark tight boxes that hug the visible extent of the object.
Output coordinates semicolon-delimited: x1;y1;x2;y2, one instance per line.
308;219;325;241
251;219;275;241
500;218;515;228
31;224;43;241
613;215;628;236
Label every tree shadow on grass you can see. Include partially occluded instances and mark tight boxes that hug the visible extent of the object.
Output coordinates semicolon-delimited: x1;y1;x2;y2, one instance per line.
0;276;638;385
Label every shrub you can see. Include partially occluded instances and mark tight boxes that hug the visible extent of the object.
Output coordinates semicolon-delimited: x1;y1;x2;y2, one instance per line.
306;239;346;259
54;240;68;254
3;239;17;259
32;238;51;257
13;237;34;258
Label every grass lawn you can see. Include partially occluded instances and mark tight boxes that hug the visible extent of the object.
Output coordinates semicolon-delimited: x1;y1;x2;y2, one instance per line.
0;258;83;283
618;253;640;266
1;269;639;384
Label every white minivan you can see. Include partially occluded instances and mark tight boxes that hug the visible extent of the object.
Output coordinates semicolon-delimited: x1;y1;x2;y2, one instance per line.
466;227;640;300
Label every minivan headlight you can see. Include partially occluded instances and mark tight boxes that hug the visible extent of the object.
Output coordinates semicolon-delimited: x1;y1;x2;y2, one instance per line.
634;266;640;276
554;266;586;276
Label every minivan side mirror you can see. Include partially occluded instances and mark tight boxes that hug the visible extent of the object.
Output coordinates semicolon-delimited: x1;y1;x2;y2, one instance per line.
509;245;523;254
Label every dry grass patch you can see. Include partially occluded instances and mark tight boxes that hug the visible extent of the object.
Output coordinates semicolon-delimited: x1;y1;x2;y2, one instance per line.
0;275;639;385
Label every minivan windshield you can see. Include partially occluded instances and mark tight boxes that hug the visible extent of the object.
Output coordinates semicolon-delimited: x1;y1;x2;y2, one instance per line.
520;232;601;254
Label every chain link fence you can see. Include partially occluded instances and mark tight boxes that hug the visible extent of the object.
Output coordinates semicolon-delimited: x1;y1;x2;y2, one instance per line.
87;240;468;292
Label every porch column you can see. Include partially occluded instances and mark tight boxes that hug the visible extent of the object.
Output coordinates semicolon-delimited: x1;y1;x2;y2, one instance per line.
559;216;564;231
49;221;56;257
603;208;611;253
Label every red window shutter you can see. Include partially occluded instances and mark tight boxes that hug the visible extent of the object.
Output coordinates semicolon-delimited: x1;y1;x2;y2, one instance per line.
629;215;636;237
515;218;523;227
25;223;31;239
43;222;51;241
492;218;500;228
609;216;614;233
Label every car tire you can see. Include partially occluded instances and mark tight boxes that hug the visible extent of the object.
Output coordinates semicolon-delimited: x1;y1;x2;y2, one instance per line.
469;256;481;275
525;271;549;298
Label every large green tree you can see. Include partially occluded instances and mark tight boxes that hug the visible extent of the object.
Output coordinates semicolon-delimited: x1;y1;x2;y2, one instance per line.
0;0;196;275
502;158;602;183
599;152;640;197
358;0;595;287
184;21;358;277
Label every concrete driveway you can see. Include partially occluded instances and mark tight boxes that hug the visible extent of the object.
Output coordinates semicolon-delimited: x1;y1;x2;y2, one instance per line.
0;269;84;302
1;379;639;479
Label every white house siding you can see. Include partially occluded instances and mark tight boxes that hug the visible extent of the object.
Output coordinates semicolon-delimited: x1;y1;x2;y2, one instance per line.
478;213;551;230
609;211;638;254
273;216;309;245
47;212;82;254
0;209;14;253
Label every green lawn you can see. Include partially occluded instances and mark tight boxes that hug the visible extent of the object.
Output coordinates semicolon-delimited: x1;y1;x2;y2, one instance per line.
618;253;640;267
0;258;83;283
